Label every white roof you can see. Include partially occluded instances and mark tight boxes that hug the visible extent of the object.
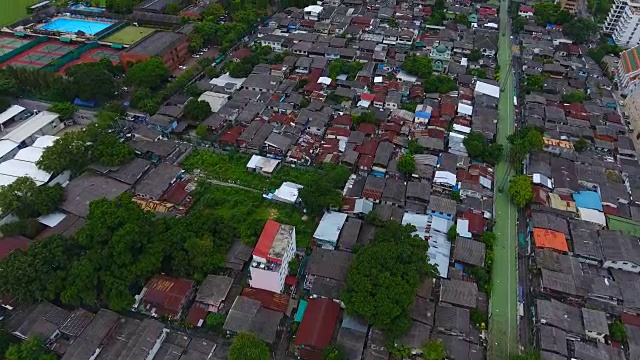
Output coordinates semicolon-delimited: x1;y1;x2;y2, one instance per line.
14;146;44;163
208;73;246;88
247;155;280;174
457;103;473;116
474;81;500;98
198;91;229;113
0;140;18;159
434;170;457;186
31;135;58;149
0;105;25;125
357;100;371;108
2;111;60;144
374;76;383;83
578;207;606;226
273;182;303;203
317;77;332;85
37;212;67;227
313;212;348;244
452;124;471;134
484;22;499;28
456;219;472;238
431;216;454;234
0;174;18;186
532;173;553;189
397;71;418;83
304;5;323;13
479;176;492;189
461;58;468;66
0;159;51;184
427;232;451;278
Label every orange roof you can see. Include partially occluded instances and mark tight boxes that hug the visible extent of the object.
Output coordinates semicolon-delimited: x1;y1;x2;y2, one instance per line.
533;228;568;252
253;219;281;262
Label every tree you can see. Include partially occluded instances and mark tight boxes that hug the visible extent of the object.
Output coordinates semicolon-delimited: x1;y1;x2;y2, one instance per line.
451;190;461;202
470;308;488;329
523;74;544;93
513;16;527;32
534;2;573;25
397;153;415;178
0;177;64;219
573;137;589;152
205;313;226;331
0;218;40;238
202;3;224;20
402;55;433;79
422;339;446;360
343;221;438;338
5;337;56;360
196;124;209;138
188;34;205;53
0;97;10;113
65;61;117;102
468;49;482;62
507;126;543;164
408;138;423;154
447;224;457;242
609;320;627;342
300;181;341;217
288;256;300;276
228;333;270;360
509;175;534;208
424;75;458;94
463;132;503;165
352;111;376;127
328;59;364;80
48;102;77;120
165;2;180;14
563;18;598;44
323;345;347;360
184;99;212;122
125;57;170;90
0;73;17;96
562;90;588;103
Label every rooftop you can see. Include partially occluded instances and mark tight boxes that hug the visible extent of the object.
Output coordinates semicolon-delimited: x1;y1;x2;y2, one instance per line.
253;219;295;263
61;172;131;218
125;31;186;57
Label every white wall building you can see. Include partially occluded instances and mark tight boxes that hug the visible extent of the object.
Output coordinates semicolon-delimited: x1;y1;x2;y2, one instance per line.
249;220;296;294
604;0;640;48
303;5;323;20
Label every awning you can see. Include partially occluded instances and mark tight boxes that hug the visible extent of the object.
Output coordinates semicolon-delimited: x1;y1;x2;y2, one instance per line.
111;43;124;49
294;300;307;322
60;37;71;43
14;32;25;37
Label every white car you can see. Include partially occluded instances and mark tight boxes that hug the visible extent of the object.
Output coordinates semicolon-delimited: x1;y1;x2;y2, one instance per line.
192;54;200;58
619;100;625;106
178;65;187;69
201;48;209;52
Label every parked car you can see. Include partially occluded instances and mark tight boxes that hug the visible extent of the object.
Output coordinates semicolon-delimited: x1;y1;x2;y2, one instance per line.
178;65;187;70
192;54;200;58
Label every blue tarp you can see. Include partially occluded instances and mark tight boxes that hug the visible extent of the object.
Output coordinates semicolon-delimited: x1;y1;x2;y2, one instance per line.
294;300;307;322
73;97;96;107
415;111;431;119
573;191;603;211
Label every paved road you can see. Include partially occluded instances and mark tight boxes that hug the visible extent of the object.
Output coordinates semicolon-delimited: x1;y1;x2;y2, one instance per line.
15;98;96;123
488;1;519;359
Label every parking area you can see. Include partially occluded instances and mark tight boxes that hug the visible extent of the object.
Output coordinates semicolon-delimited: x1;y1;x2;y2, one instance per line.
172;47;220;76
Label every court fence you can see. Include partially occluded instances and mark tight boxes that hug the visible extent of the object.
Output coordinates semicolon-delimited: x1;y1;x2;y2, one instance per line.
42;41;100;72
0;36;48;64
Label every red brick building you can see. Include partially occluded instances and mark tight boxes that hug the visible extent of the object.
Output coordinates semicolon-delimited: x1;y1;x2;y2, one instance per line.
120;31;189;70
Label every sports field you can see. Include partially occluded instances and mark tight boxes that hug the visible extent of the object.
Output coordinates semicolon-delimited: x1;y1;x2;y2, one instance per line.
3;40;77;69
488;0;518;358
103;26;156;45
2;0;41;26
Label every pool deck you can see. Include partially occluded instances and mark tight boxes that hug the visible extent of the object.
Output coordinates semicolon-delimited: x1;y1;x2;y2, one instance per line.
38;17;115;35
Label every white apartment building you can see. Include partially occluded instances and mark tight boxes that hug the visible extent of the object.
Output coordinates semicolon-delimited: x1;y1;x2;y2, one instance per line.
249;219;296;294
604;0;640;48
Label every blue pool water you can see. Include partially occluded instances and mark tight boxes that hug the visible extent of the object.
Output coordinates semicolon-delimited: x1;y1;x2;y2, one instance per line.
71;5;105;12
40;18;111;35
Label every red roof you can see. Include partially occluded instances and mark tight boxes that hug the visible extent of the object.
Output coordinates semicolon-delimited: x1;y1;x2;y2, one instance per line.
460;212;486;235
326;127;351;138
218;126;244;146
622;312;640;327
519;5;534;12
0;236;30;260
253;219;282;263
606;113;622;124
351;16;372;25
441;102;456;117
355;139;379;156
388;81;400;91
295;298;340;349
186;303;208;327
333;115;352;127
231;48;251;60
285;275;297;286
159;180;191;205
358;123;377;136
142;275;194;318
241;287;289;313
361;93;376;102
374;93;386;102
358;154;374;169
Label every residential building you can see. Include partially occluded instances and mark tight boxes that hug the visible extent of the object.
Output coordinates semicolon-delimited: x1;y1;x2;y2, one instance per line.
604;0;640;47
249;220;297;294
186;275;233;327
135;274;195;319
313;212;348;249
120;31;188;70
295;298;341;359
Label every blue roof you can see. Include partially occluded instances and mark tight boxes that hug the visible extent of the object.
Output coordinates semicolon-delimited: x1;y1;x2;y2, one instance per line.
294;300;307;322
573;191;603;211
415;111;431;118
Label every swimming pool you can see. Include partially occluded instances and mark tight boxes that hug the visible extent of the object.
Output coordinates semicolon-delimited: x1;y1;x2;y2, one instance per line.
40;18;112;35
71;5;105;12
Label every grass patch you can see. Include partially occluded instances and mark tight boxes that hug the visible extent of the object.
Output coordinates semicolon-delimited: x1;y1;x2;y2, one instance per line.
193;184;315;248
2;0;41;26
182;150;352;192
103;26;156;45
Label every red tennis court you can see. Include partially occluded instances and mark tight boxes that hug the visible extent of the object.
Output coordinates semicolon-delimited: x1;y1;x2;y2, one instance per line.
57;47;121;74
2;40;77;69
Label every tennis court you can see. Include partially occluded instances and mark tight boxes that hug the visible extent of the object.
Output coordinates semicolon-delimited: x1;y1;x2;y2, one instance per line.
0;37;31;49
20;52;59;64
89;49;120;61
103;26;156;45
39;43;77;54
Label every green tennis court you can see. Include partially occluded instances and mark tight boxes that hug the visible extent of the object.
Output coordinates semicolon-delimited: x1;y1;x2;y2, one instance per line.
0;48;11;55
103;26;155;45
19;52;59;64
39;43;76;54
90;50;120;61
0;37;30;48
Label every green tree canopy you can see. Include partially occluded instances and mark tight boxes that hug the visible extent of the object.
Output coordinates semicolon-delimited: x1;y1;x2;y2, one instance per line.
300;181;341;217
462;132;504;165
573;137;589;152
342;221;438;338
65;61;117;102
0;97;10;113
398;153;416;178
561;90;588;103
422;339;447;360
228;333;270;360
165;2;180;14
328;59;364;80
184;99;212;122
533;2;574;25
523;74;544;93
402;55;433;79
509;175;534;208
48;102;77;120
0;177;64;219
507;126;543;164
424;75;458;94
196;124;209;138
5;337;56;360
323;345;347;360
562;18;598;44
609;320;627;342
125;57;170;90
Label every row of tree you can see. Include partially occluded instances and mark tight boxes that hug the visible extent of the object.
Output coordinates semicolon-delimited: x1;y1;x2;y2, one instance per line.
402;55;458;94
463;132;505;165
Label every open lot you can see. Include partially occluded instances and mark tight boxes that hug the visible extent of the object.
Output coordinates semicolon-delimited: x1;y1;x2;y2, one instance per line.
2;0;40;26
103;26;156;45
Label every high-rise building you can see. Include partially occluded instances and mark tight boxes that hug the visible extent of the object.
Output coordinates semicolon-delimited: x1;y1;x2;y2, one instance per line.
604;0;640;48
249;220;296;294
